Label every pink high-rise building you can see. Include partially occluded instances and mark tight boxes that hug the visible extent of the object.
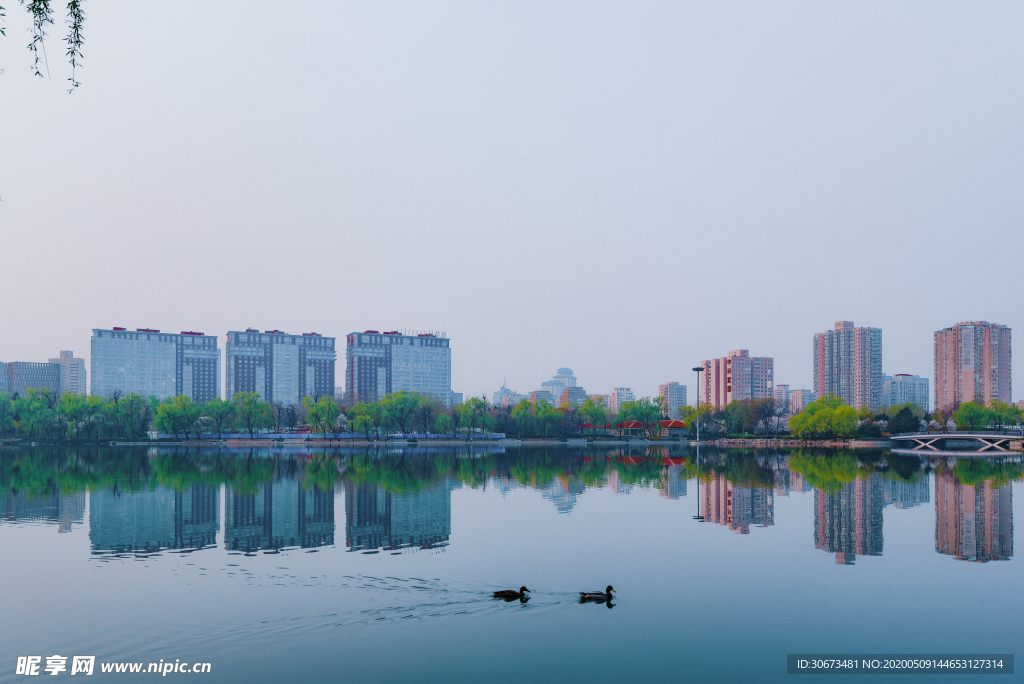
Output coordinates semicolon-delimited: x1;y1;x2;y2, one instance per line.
700;350;773;409
813;321;882;409
933;321;1011;412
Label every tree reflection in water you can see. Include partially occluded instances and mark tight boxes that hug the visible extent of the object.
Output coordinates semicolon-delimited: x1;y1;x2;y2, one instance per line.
0;444;1019;562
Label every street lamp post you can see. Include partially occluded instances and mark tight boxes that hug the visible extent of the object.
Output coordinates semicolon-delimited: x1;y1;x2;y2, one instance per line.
692;365;705;521
691;366;704;444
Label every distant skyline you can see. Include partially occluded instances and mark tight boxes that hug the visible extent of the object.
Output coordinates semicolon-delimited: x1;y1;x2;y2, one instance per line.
1;2;1021;401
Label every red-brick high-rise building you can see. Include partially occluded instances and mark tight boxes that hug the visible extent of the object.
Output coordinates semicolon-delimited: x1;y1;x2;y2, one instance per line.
933;321;1011;413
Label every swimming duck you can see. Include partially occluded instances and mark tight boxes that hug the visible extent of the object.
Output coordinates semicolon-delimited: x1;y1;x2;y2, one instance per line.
579;586;615;602
493;586;531;600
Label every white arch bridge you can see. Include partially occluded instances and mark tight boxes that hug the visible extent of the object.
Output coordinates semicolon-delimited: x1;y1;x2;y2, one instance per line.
891;431;1023;454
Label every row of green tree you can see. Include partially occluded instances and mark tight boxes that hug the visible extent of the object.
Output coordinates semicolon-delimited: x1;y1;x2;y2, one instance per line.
5;385;1019;443
0;389;344;442
786;395;1023;439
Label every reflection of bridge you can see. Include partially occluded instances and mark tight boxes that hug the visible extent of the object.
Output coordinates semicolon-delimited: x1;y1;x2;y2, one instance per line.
891;431;1022;453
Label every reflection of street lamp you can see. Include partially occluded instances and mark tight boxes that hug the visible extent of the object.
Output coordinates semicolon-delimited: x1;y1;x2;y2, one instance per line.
692;366;705;521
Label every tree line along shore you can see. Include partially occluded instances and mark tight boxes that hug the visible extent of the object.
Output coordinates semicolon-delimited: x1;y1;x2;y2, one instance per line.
0;387;1019;444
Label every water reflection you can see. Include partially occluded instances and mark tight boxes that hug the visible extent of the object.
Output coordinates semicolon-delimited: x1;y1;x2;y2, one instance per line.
700;475;774;533
814;474;883;565
91;485;218;554
225;480;334;552
0;445;1020;568
883;476;930;509
935;471;1012;562
344;478;454;552
1;489;84;532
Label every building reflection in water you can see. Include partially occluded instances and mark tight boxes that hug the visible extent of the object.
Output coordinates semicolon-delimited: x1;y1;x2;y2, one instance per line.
543;476;589;513
659;463;687;500
90;485;218;553
2;490;85;533
224;479;334;552
775;469;809;496
935;472;1012;562
813;474;883;565
700;474;774;534
883;476;930;509
344;478;455;552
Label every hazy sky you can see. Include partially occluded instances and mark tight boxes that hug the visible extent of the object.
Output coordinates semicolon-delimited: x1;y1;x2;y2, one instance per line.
1;2;1022;403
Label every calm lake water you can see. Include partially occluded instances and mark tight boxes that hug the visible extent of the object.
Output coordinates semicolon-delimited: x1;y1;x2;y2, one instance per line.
1;445;1019;683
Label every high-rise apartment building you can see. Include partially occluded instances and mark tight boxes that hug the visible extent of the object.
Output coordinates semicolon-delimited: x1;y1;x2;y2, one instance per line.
774;384;789;405
786;389;815;414
225;329;336;406
529;390;555;405
49;351;87;396
701;350;774;409
813;321;882;409
882;374;929;412
608;387;634;414
345;331;453;406
90;328;220;402
658;382;687;418
933;321;1011;412
557;386;587;408
5;362;62;397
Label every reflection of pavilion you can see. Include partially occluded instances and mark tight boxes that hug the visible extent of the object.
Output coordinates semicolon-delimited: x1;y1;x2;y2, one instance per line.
344;478;455;551
542;475;587;513
813;474;882;565
935;472;1012;562
700;475;773;534
224;480;334;551
2;490;84;533
90;485;218;553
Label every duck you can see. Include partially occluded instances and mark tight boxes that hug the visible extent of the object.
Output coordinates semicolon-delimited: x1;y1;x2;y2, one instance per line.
493;586;531;600
579;585;615;602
